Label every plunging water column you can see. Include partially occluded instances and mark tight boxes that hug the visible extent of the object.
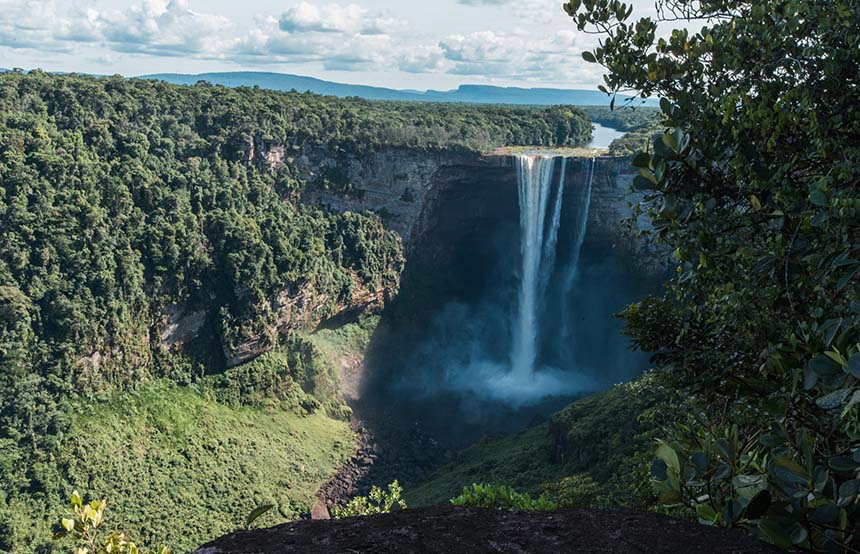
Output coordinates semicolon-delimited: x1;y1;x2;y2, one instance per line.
510;155;596;381
510;156;555;380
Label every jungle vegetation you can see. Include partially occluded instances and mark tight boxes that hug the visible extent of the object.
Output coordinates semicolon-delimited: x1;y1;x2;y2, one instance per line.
0;71;592;552
568;0;860;549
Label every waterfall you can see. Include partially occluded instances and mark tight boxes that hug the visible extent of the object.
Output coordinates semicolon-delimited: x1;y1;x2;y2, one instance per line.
540;158;567;294
564;157;595;293
511;155;574;380
511;155;595;380
560;157;596;343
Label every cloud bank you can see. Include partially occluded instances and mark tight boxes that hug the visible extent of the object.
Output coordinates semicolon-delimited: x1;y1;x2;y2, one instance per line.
0;0;604;85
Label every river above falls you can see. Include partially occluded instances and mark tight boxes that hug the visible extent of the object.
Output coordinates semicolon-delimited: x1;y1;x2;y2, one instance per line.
585;122;625;149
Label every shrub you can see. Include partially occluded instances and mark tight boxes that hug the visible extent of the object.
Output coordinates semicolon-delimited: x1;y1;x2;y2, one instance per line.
450;484;557;511
333;481;407;519
53;491;171;554
540;475;601;508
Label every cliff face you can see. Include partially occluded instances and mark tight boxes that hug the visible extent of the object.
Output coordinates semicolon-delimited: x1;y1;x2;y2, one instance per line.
290;146;663;274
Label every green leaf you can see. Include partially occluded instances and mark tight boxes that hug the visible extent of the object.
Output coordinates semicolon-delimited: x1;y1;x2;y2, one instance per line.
789;524;809;546
828;456;860;473
845;353;860;378
631;152;650;168
61;518;75;532
759;519;793;549
733;474;766;499
810;188;829;207
744;490;771;520
651;459;668;480
809;354;842;376
696;503;718;525
816;388;851;410
713;463;732;481
70;491;82;507
837;479;859;507
659;97;672;116
659;490;682;505
818;318;842;347
837;265;860;292
581;51;596;63
691;452;709;471
244;504;276;530
655;440;680;472
808;503;838;525
802;366;819;390
771;457;809;488
632;176;654;191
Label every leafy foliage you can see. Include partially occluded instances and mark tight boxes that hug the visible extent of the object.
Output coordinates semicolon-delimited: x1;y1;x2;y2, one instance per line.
567;0;860;549
0;72;592;551
538;475;601;508
450;484;557;511
244;504;276;531
333;481;407;519
54;491;171;554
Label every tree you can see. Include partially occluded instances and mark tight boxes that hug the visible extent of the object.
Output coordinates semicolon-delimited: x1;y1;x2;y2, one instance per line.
564;0;860;550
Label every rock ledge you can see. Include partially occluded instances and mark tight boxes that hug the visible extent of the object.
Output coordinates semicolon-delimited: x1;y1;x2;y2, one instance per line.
196;506;781;554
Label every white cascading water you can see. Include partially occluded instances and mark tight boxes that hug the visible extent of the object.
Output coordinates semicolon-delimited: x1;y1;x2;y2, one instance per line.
560;157;596;344
540;157;567;296
510;155;557;380
510;155;595;381
563;157;596;295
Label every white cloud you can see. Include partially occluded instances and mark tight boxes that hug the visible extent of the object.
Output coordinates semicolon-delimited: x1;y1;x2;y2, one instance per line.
232;14;395;71
457;0;513;4
398;44;448;73
0;0;88;52
99;0;231;56
427;29;599;82
0;0;230;57
0;0;609;86
278;2;405;35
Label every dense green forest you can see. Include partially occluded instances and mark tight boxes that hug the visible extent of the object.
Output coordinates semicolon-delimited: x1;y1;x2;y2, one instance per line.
0;71;593;551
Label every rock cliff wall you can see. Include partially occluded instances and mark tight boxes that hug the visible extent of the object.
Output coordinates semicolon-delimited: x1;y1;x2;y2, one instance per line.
292;146;664;275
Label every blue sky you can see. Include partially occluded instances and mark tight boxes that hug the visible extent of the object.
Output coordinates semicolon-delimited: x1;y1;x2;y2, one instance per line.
0;0;632;90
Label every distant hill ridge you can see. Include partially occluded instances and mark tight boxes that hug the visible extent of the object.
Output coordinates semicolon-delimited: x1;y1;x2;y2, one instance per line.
140;71;655;106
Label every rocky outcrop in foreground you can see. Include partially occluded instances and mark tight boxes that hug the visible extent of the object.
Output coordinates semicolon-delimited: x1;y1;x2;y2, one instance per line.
196;506;781;554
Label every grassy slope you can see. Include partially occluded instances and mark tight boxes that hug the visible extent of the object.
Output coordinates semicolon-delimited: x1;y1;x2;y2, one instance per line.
407;375;665;508
304;315;380;401
307;316;379;364
406;423;568;506
4;383;354;552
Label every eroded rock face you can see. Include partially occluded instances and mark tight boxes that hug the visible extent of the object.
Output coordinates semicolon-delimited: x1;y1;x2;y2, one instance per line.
160;304;208;349
222;278;391;368
295;147;501;251
289;147;664;275
195;506;782;554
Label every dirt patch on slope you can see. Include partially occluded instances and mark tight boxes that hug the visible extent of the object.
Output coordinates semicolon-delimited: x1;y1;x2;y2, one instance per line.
197;505;783;554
